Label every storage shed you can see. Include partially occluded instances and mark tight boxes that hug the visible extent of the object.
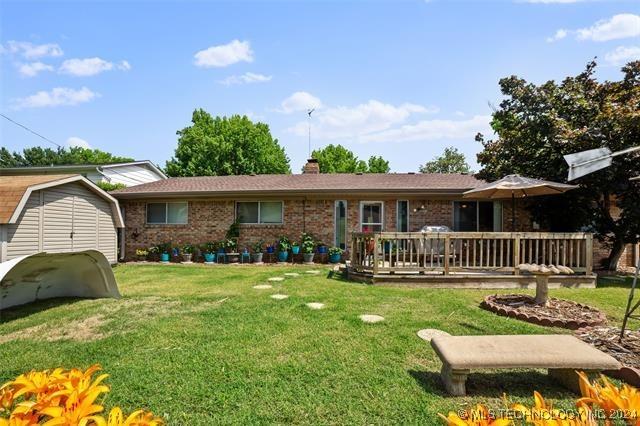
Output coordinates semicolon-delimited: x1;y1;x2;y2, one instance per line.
0;175;124;264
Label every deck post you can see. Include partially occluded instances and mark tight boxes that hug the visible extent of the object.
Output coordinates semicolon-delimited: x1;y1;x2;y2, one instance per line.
513;234;520;275
444;235;450;275
585;233;593;275
373;234;379;275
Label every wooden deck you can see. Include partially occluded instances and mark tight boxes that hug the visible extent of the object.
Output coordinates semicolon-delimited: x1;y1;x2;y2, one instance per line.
348;232;596;288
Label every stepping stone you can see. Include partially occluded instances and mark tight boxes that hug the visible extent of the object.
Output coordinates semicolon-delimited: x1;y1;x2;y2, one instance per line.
417;329;451;342
271;294;289;300
253;284;272;289
306;302;325;310
360;314;385;324
284;272;300;277
305;270;321;275
268;277;285;282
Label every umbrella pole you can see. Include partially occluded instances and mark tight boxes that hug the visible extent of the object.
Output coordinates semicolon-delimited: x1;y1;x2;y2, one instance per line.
511;193;515;231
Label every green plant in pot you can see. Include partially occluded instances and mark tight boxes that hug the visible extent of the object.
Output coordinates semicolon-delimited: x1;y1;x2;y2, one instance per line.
277;235;291;262
182;243;195;262
328;246;344;264
201;242;217;263
291;241;300;255
224;238;238;253
135;248;148;262
252;240;264;263
301;232;316;264
158;242;171;262
147;245;159;262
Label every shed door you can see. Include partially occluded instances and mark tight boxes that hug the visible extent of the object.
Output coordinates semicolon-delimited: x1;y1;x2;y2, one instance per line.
42;189;74;253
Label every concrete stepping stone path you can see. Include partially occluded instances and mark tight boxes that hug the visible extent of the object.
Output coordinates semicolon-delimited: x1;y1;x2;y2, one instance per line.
305;270;321;275
253;284;273;289
267;277;285;282
284;272;300;277
306;302;325;310
270;294;289;300
359;314;385;324
417;329;451;342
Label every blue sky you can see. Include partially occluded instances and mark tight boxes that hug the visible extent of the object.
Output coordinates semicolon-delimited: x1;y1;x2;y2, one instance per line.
1;1;639;172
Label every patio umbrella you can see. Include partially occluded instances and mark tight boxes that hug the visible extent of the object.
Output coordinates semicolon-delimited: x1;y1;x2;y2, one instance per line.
463;174;578;230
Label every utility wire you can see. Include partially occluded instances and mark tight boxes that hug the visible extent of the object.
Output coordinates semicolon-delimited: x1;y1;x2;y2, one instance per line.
0;113;61;148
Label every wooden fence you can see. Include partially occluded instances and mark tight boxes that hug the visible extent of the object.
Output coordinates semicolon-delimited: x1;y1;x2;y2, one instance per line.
350;232;593;276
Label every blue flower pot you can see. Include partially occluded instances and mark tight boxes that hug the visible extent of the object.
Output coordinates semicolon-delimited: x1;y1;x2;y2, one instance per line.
278;251;289;262
329;253;342;263
292;246;300;255
266;246;275;254
318;246;327;254
160;253;170;262
204;253;215;263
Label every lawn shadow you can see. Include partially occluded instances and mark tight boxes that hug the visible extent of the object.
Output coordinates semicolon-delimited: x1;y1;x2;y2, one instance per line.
409;369;572;399
0;297;85;324
597;276;635;289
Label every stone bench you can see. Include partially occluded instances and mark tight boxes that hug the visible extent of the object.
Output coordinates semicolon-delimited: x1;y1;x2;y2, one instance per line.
430;334;621;396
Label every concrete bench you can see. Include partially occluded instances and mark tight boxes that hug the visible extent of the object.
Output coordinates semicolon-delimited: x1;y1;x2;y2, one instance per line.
430;334;621;396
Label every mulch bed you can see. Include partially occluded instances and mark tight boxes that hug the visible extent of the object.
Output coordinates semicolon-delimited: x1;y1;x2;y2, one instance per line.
575;326;640;387
481;294;608;330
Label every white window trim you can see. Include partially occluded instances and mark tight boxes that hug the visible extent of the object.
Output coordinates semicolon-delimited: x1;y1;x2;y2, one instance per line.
235;201;284;225
146;202;188;225
334;200;348;248
396;200;409;232
359;201;384;232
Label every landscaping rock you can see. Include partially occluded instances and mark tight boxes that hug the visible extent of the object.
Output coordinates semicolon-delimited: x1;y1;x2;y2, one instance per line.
306;302;325;310
267;277;285;282
417;329;451;342
253;284;273;289
360;314;384;324
270;294;289;300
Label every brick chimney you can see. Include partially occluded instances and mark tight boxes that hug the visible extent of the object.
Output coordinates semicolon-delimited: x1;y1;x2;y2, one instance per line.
302;158;320;174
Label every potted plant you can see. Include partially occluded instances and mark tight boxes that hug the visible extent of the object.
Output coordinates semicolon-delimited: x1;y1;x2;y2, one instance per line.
147;245;160;262
225;238;238;253
328;246;344;264
277;235;291;262
317;241;328;254
158;242;171;263
291;241;300;255
266;244;275;254
182;243;194;262
201;242;217;263
135;248;148;262
252;240;264;263
301;233;315;264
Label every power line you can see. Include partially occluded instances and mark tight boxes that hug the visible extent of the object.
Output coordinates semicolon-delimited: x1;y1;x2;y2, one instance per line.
0;113;61;148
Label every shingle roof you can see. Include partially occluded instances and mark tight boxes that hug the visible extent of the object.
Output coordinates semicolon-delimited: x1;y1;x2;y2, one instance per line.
111;173;484;197
0;175;75;223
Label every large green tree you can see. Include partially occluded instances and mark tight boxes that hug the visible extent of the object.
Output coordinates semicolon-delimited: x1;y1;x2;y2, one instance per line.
310;144;390;173
476;60;640;269
0;146;133;167
166;110;291;176
419;147;472;174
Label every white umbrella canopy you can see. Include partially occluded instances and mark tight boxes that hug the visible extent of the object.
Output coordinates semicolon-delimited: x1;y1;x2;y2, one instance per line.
463;174;578;229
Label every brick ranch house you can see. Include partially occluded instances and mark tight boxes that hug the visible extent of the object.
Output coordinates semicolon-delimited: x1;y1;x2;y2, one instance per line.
111;160;635;268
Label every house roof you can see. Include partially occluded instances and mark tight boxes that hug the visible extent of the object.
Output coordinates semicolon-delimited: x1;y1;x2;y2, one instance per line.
0;174;124;226
111;173;484;198
0;160;167;179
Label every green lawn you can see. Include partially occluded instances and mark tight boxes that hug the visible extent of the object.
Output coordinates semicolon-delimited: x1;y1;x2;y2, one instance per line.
0;265;633;424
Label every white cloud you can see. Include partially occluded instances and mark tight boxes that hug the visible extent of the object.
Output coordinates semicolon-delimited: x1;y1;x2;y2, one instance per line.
18;62;54;77
66;136;91;149
577;14;640;41
194;40;253;68
604;45;640;66
12;87;99;109
279;91;323;113
59;57;131;76
547;29;568;42
286;98;440;141
2;41;63;59
359;115;492;144
219;72;272;86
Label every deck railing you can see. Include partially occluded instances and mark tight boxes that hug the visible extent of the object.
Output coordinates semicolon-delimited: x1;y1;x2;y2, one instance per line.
350;232;593;276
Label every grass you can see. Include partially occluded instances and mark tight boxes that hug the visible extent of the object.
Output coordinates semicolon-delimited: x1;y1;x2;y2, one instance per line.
0;264;634;424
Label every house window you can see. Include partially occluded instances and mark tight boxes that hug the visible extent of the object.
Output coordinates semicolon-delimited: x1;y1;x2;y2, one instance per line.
236;201;283;224
397;200;409;232
453;201;502;231
335;200;347;250
146;202;188;224
360;201;383;232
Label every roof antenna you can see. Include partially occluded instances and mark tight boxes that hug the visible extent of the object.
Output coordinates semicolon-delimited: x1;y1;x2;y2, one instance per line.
307;108;315;158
